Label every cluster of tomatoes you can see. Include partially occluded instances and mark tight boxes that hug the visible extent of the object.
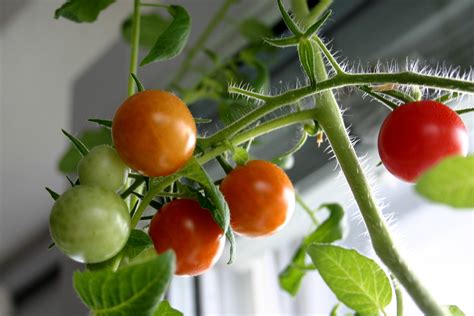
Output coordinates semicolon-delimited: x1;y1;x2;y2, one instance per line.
49;90;295;276
49;90;467;276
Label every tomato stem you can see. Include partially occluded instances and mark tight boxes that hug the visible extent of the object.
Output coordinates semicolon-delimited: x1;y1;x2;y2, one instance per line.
391;274;404;316
308;41;447;316
127;0;141;97
295;193;319;225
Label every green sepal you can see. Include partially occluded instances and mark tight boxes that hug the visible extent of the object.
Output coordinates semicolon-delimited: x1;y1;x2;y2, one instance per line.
61;129;89;157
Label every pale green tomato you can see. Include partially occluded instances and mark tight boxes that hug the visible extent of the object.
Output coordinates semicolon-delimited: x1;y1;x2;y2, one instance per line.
78;145;129;192
49;185;131;263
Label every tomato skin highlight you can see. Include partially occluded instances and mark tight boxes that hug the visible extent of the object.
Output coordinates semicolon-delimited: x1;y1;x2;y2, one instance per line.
220;160;295;237
49;185;131;264
148;199;224;276
112;90;197;177
378;100;468;182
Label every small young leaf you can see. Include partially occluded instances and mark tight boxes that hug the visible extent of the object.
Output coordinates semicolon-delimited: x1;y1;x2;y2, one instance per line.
445;305;465;316
74;251;175;316
122;13;169;48
232;147;249;166
416;155;474;209
54;0;115;23
140;5;191;66
45;187;60;201
177;157;235;264
88;119;112;129
308;244;392;315
58;128;112;173
239;18;272;42
62;129;89;156
279;203;345;296
153;300;183;316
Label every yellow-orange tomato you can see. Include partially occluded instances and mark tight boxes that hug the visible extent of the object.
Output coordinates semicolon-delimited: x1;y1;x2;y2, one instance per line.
112;90;197;177
149;199;225;276
220;160;295;237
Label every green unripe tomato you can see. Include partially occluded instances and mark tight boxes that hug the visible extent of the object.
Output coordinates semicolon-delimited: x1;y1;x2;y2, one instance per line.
78;145;129;192
49;185;131;263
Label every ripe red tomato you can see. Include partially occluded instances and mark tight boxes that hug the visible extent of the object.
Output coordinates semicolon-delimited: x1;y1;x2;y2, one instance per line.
112;90;197;177
220;160;295;237
148;199;224;276
378;100;468;182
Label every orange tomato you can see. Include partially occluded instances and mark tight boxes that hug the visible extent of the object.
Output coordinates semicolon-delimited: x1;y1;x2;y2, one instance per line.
112;90;196;177
149;199;225;276
220;160;295;237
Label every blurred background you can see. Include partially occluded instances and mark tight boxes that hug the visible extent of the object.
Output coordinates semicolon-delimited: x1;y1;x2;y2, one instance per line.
0;0;473;315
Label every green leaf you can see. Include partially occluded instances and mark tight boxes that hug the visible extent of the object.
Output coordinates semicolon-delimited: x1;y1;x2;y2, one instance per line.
304;204;345;244
178;157;235;264
308;244;392;315
445;305;465;316
54;0;115;23
140;5;191;66
278;246;307;296
279;203;345;296
239;18;272;42
416;155;474;209
122;13;169;48
122;229;154;260
58;128;112;173
74;251;175;316
152;300;183;316
232;147;249;166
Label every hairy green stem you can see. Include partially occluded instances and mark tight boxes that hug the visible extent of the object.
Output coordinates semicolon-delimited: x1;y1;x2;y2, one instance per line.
204;70;473;148
295;192;319;225
169;0;236;87
131;109;316;227
309;47;446;315
127;0;141;96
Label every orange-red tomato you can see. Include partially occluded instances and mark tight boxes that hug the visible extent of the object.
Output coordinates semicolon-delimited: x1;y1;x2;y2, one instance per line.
220;160;295;237
112;90;197;177
148;199;224;276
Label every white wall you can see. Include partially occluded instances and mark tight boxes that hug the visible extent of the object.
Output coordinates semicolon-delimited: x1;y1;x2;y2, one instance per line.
0;0;132;260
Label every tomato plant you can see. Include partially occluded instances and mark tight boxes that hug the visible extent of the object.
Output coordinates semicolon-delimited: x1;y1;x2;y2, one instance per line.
45;0;474;315
112;90;197;177
378;100;468;182
149;199;225;276
78;144;129;192
49;185;130;264
220;160;295;237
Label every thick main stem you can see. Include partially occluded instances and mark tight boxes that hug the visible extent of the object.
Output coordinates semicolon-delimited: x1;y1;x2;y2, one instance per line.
311;51;446;315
